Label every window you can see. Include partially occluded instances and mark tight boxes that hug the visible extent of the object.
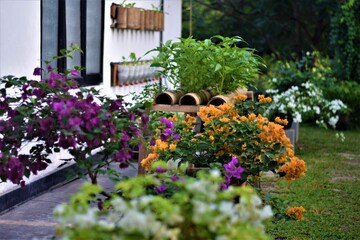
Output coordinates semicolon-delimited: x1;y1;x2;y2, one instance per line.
41;0;104;86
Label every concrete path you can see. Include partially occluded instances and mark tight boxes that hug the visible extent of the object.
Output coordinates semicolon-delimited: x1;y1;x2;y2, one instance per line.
0;165;138;240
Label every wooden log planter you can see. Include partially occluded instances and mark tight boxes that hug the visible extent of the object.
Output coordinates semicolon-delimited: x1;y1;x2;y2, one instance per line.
154;90;186;105
179;88;218;105
127;7;141;30
116;6;128;29
208;88;254;106
111;3;164;32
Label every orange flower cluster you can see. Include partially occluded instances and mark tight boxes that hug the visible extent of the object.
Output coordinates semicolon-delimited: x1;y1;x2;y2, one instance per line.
286;206;306;221
258;94;272;103
278;156;307;181
234;94;248;101
275;116;288;126
141;152;159;171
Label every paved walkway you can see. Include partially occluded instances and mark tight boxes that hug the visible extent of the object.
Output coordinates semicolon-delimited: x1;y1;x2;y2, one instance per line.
0;165;138;240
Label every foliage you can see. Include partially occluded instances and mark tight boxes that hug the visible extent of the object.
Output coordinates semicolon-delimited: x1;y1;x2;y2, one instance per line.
266;124;360;239
182;0;338;58
330;0;360;82
141;94;306;184
0;47;149;187
148;36;263;94
261;51;348;129
54;170;273;240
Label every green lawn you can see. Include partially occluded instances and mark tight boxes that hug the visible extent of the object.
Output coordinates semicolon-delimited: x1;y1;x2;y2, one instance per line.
266;124;360;240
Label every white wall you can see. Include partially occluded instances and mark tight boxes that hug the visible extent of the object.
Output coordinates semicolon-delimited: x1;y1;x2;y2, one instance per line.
0;0;182;192
103;0;182;100
0;0;41;80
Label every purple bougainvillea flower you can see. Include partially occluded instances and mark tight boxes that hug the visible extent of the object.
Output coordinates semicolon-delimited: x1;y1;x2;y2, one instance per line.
52;102;64;112
71;70;80;76
33;67;42;76
46;65;53;71
109;99;123;111
223;156;244;179
0;101;8;110
115;149;132;162
128;112;135;121
160;128;173;141
171;175;179;181
155;184;167;193
32;88;45;98
173;133;180;140
5;156;24;184
155;166;167;173
159;117;174;129
119;162;129;169
141;113;149;126
40;117;54;131
68;117;82;130
59;134;76;149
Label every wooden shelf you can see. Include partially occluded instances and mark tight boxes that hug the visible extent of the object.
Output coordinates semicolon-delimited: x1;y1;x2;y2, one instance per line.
150;104;206;113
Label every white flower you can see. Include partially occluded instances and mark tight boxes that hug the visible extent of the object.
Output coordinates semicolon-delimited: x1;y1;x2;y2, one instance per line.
293;112;302;123
167;159;181;169
313;106;320;115
328;116;339;128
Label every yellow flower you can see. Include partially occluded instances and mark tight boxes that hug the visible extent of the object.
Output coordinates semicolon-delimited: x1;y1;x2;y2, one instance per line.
286;206;306;221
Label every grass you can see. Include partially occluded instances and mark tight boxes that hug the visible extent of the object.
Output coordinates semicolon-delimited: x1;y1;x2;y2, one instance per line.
265;124;360;240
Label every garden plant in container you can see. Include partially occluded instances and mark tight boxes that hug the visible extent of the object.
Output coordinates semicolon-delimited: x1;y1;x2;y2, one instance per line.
148;35;263;94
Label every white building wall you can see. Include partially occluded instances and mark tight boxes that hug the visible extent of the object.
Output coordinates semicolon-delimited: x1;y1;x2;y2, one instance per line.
0;0;182;193
103;0;182;100
0;0;41;80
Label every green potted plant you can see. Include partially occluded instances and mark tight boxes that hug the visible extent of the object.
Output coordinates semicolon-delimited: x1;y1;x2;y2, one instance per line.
148;36;263;95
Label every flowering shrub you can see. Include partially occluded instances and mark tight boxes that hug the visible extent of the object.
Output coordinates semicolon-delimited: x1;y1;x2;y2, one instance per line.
0;47;149;186
262;51;348;129
54;170;273;240
141;94;306;184
266;82;347;128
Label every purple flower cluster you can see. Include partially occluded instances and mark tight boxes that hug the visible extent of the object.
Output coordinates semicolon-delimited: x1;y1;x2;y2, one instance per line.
220;156;244;190
155;117;180;143
0;66;149;185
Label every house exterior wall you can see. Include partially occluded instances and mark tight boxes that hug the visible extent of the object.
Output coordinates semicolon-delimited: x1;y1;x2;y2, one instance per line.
0;0;181;193
0;0;41;80
104;0;182;100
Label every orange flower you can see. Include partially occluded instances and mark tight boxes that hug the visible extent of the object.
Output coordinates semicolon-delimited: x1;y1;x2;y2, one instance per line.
169;143;176;151
182;114;197;127
278;156;307;181
286;206;306;221
234;94;248;101
141;152;159;171
220;117;230;123
275;116;288;126
258;94;272;103
167;115;178;122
